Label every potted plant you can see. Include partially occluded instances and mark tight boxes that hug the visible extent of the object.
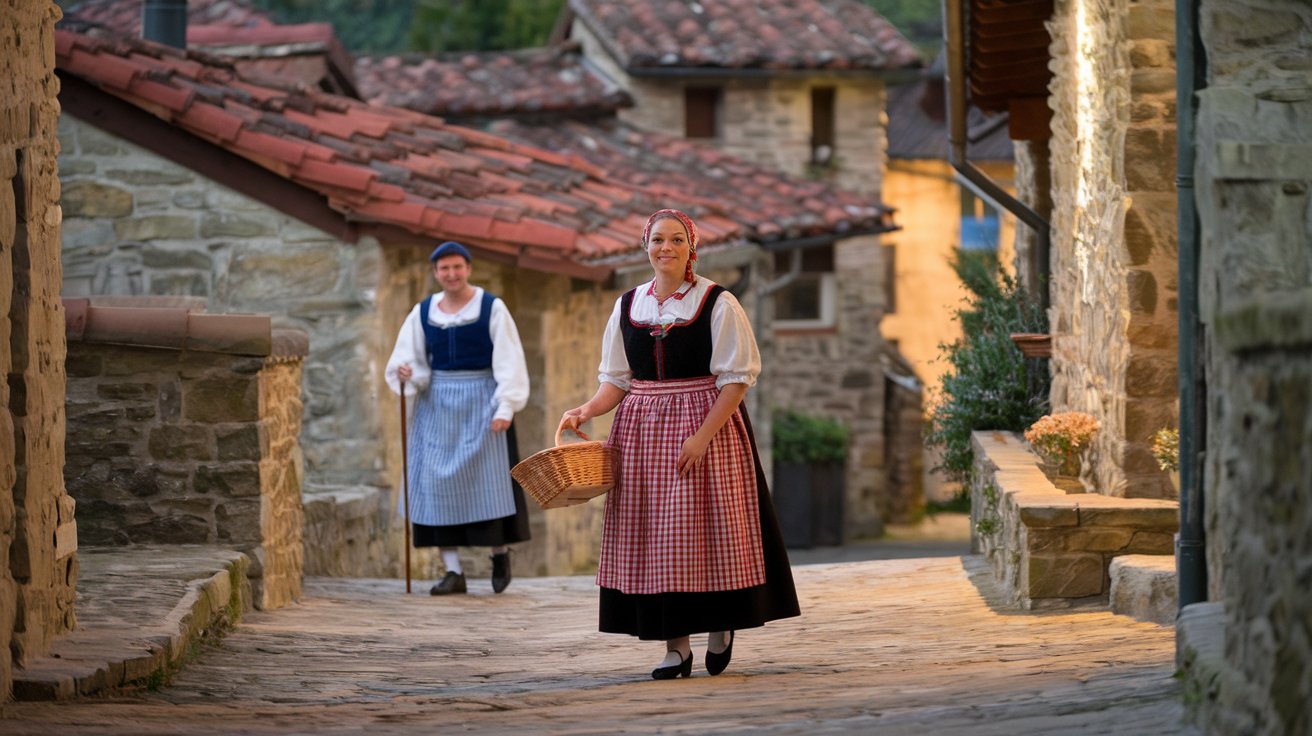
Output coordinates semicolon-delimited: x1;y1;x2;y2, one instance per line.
1023;411;1100;490
1151;427;1180;493
772;410;848;549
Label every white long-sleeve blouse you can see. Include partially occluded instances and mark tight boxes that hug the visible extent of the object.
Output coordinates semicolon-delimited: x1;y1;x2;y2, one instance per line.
384;287;529;422
598;278;761;391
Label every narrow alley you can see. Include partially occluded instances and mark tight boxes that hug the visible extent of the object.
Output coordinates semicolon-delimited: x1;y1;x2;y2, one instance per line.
1;555;1187;735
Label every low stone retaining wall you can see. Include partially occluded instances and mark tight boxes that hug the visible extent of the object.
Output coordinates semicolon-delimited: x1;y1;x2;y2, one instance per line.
970;431;1178;609
63;298;307;610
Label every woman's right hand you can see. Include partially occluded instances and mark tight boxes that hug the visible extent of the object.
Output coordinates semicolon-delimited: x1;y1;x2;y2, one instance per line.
397;363;413;382
558;407;591;440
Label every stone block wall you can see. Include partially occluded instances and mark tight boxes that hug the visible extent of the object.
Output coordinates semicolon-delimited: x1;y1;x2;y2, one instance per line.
1187;2;1312;730
2;0;76;702
63;302;307;610
1046;0;1179;499
770;235;919;538
58;117;383;495
970;431;1177;609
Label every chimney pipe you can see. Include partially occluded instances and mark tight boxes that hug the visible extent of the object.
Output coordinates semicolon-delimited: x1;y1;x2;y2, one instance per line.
142;0;187;49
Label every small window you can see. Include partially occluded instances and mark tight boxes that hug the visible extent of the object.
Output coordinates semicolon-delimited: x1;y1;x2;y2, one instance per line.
772;245;837;330
685;87;721;139
959;190;1000;251
882;243;897;313
811;87;836;164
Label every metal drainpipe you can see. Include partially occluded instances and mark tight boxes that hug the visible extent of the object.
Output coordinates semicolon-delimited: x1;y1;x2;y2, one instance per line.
142;0;188;49
1175;0;1208;610
942;0;1051;309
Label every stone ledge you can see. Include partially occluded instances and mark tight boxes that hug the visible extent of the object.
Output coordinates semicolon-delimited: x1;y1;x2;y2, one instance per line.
63;297;308;358
970;431;1180;609
11;546;250;701
1110;554;1177;625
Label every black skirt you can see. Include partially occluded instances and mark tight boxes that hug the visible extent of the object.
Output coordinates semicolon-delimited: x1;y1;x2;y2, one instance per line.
412;423;532;548
598;408;801;640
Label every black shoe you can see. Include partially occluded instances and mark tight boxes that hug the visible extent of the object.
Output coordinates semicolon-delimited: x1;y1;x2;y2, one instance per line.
429;571;467;595
491;552;511;594
705;631;734;676
651;650;693;680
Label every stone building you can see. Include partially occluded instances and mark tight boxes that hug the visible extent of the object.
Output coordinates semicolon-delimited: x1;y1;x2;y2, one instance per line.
550;0;928;534
1181;1;1312;732
949;0;1311;730
55;27;900;584
1;1;77;703
881;71;1017;503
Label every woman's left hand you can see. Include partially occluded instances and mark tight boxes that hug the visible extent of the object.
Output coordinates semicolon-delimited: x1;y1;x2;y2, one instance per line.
677;433;711;475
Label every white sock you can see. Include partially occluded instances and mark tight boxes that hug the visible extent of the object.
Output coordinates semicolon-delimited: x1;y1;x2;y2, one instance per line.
442;549;463;575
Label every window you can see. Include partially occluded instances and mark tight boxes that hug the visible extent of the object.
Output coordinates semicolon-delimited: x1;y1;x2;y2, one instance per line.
811;86;835;164
882;243;897;314
959;189;1000;251
772;245;837;330
685;87;721;139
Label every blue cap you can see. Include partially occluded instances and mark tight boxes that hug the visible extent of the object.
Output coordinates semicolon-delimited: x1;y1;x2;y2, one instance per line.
429;241;471;262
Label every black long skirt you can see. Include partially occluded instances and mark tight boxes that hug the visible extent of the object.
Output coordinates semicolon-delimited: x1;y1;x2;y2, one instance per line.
598;408;801;640
412;423;532;548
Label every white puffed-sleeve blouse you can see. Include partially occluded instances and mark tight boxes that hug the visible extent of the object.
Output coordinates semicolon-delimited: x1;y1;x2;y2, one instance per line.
597;278;761;391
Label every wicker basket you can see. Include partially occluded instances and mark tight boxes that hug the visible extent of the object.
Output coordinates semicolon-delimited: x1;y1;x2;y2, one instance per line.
511;426;617;509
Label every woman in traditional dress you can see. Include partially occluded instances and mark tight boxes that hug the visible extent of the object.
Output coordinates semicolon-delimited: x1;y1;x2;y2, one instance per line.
386;241;531;595
559;209;800;679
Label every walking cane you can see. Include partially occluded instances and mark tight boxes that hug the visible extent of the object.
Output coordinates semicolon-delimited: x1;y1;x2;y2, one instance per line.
399;379;412;594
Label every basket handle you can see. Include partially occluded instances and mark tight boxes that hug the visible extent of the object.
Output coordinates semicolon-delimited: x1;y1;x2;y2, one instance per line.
555;424;591;446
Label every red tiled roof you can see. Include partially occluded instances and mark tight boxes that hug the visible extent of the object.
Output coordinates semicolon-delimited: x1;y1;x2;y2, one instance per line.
489;118;893;253
62;0;359;97
356;45;632;118
63;0;276;35
566;0;922;72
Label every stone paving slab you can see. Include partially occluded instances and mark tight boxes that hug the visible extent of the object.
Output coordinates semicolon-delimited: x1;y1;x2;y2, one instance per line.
11;546;249;701
1;556;1194;734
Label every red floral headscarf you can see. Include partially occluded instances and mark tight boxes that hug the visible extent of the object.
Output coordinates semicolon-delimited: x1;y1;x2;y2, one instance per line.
643;208;699;283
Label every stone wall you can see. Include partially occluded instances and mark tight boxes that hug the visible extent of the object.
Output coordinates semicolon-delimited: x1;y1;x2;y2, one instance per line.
2;1;76;702
970;431;1176;610
770;235;917;537
1046;0;1178;499
63;303;307;610
1186;1;1312;731
572;20;886;198
58;117;384;495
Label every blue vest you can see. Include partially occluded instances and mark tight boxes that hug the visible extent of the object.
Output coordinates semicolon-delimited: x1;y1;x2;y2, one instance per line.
420;290;496;370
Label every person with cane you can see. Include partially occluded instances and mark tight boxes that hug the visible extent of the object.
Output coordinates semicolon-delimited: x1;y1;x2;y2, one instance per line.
385;241;531;595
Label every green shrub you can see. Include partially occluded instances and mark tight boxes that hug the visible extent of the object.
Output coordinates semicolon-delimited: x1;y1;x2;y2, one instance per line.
773;410;849;465
925;251;1050;483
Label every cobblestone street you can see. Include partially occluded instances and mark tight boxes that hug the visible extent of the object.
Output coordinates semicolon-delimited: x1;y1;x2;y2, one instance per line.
1;556;1189;735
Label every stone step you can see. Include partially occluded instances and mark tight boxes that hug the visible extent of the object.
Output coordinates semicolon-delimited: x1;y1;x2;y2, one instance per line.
1109;554;1177;625
12;546;249;700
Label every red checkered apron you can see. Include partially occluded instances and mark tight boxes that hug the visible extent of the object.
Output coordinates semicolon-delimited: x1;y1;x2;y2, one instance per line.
596;375;766;594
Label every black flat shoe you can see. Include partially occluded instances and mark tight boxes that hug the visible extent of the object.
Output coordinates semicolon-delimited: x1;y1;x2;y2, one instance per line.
705;631;734;676
651;650;693;680
491;552;511;594
429;571;467;595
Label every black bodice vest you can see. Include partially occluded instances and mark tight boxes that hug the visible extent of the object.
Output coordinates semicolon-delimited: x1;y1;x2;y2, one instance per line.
619;284;724;381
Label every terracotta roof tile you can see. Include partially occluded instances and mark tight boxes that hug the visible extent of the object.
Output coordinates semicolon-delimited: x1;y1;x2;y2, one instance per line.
64;0;276;35
356;46;632;118
568;0;922;72
57;27;895;276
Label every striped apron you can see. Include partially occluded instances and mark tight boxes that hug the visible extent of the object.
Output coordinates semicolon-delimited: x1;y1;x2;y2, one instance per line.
402;368;516;526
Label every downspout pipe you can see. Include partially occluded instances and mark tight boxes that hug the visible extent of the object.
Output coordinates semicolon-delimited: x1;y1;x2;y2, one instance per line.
1175;0;1207;611
142;0;188;49
942;0;1051;308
